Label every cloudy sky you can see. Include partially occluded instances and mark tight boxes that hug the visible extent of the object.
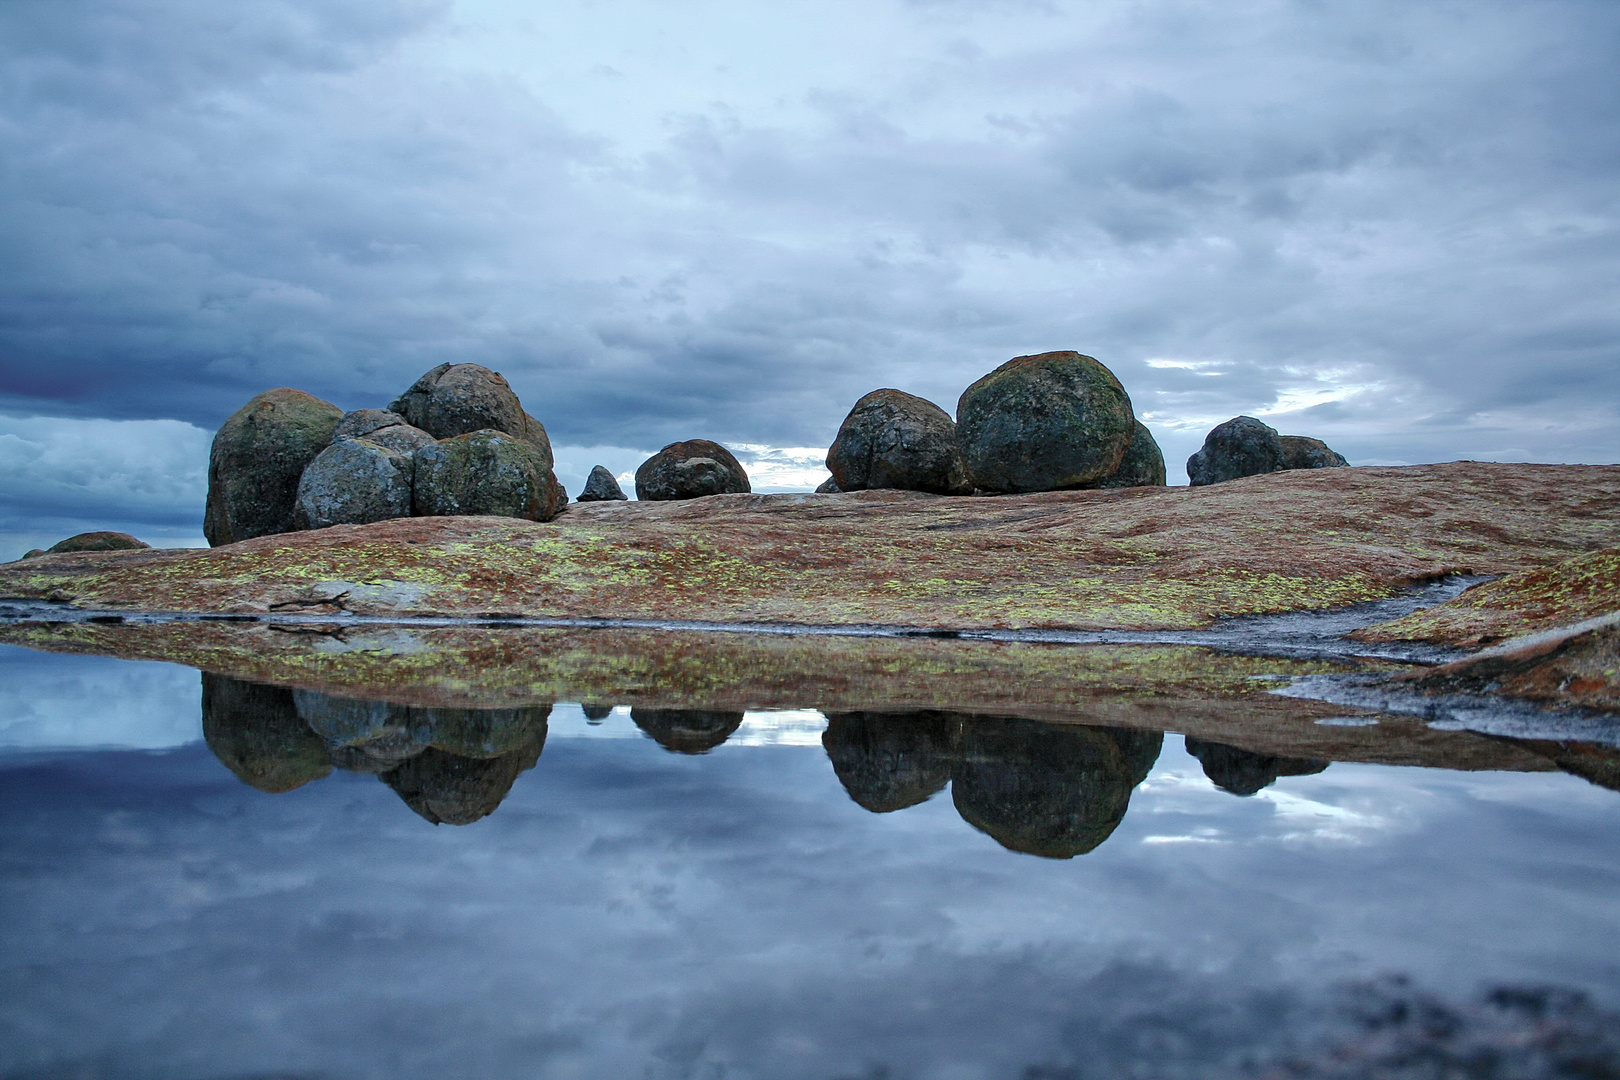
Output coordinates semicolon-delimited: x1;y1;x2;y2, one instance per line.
1;0;1616;553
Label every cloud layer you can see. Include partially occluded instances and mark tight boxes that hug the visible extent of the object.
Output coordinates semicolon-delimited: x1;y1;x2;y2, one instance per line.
0;0;1616;536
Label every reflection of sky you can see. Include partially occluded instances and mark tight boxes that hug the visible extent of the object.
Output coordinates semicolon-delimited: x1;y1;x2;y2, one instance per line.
1;650;1618;1078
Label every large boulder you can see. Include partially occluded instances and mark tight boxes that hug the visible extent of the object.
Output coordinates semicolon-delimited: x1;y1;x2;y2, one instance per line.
1093;419;1168;489
576;464;628;502
630;708;744;754
333;409;436;456
822;710;963;813
45;531;151;554
292;437;414;530
201;674;333;794
634;440;751;501
204;388;343;546
956;351;1136;493
387;363;554;468
1186;415;1284;486
1279;435;1349;471
826;389;972;496
413;430;567;521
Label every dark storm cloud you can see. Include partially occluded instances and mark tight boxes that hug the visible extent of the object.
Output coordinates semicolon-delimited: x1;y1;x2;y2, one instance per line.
0;0;1615;484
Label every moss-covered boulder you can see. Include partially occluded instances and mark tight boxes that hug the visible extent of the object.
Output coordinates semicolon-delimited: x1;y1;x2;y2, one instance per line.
1187;416;1285;486
46;531;151;554
1094;419;1167;489
293;437;414;530
204;388;343;546
634;440;751;501
956;352;1136;494
413;430;567;521
827;389;972;496
1279;435;1349;471
333;409;436;456
387;364;554;468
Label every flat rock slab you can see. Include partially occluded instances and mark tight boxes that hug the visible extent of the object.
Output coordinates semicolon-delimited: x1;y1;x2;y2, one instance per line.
4;462;1620;631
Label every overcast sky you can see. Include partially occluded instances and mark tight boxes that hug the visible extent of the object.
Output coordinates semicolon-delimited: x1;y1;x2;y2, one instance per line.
2;0;1617;553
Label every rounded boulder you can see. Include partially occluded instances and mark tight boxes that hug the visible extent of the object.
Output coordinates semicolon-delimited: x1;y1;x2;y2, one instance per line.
333;409;436;456
293;436;415;530
1093;420;1167;489
956;352;1136;493
1279;435;1349;471
387;364;554;469
634;440;751;501
1186;416;1285;486
204;388;343;546
46;531;151;554
826;389;972;495
413;429;567;521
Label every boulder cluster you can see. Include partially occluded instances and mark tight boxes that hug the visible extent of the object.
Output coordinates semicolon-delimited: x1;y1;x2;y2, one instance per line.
1186;415;1348;486
823;351;1167;496
203;364;568;546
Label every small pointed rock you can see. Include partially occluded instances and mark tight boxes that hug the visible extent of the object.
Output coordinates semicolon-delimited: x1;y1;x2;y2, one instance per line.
577;465;628;502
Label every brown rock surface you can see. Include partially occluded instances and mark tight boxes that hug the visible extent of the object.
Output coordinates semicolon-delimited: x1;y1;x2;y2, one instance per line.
5;463;1619;631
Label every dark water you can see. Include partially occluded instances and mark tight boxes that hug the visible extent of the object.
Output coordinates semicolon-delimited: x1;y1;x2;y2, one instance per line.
2;643;1619;1080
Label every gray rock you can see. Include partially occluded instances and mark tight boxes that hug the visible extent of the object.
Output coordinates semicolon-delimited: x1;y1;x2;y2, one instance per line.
576;464;628;502
822;710;963;813
826;388;972;495
292;437;414;530
815;476;841;494
630;708;744;754
634;440;751;501
46;531;151;554
387;363;554;469
1093;419;1168;488
956;351;1136;493
1279;434;1350;470
382;742;546;825
202;674;333;794
413;429;567;521
204;388;343;546
333;408;436;456
1186;415;1285;486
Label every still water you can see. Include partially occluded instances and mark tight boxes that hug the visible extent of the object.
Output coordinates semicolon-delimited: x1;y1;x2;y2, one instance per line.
1;639;1618;1080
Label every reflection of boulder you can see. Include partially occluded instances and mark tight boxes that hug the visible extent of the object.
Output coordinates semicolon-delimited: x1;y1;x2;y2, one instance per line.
1512;739;1620;793
631;708;744;754
952;717;1161;858
294;690;550;769
381;743;545;825
580;703;614;722
822;711;964;812
201;674;332;793
1184;737;1329;796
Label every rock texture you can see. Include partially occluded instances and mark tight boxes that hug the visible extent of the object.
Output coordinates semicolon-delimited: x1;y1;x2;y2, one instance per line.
46;532;150;554
293;437;414;530
204;388;343;546
387;363;553;465
1094;420;1167;489
956;351;1136;494
826;389;972;496
815;477;841;494
333;409;436;456
1280;434;1349;471
1187;416;1285;487
8;464;1619;634
577;465;628;503
630;708;744;753
414;430;567;521
635;440;751;501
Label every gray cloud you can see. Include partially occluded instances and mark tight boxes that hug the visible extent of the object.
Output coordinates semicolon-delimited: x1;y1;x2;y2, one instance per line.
0;0;1615;517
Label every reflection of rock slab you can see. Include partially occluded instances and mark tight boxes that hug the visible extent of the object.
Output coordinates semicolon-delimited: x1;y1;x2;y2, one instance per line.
952;717;1160;858
822;710;963;812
